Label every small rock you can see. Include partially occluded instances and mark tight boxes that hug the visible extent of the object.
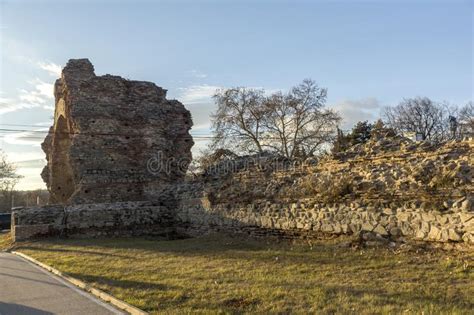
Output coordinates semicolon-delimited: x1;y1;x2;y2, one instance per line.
333;223;342;234
447;229;462;242
428;225;441;240
438;229;449;242
460;198;473;212
389;227;402;236
321;223;333;233
462;232;474;244
396;212;410;221
436;215;449;225
361;222;374;232
373;224;388;236
421;213;436;222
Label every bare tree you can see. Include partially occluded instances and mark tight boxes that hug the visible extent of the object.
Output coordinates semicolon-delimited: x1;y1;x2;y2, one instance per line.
0;152;22;212
458;101;474;137
211;88;266;153
210;80;340;159
263;80;340;158
383;97;452;141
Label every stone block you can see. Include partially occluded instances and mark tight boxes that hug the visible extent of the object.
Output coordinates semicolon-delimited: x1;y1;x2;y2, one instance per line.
462;232;474;244
361;222;374;232
321;223;333;233
396;212;410;222
389;227;402;236
448;229;462;242
373;224;388;236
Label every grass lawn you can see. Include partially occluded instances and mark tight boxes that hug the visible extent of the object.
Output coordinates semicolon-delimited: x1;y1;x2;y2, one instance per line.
6;233;474;314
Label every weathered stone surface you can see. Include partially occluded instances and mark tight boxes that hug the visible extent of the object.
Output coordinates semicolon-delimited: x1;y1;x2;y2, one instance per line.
11;201;175;241
42;59;193;204
13;224;51;242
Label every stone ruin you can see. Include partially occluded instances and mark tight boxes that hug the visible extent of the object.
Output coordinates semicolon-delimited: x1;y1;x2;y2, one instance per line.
41;59;193;204
9;59;474;246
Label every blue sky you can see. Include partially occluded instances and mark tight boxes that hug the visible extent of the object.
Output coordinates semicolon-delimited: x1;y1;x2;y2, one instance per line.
0;0;472;189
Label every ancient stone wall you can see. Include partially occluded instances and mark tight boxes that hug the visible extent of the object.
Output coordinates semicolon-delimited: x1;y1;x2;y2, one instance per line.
11;201;175;241
172;139;474;244
12;58;472;245
42;59;193;204
12;99;473;245
174;196;473;243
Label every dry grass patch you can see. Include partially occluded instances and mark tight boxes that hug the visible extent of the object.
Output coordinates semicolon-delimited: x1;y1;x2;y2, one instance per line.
0;231;12;251
15;234;474;314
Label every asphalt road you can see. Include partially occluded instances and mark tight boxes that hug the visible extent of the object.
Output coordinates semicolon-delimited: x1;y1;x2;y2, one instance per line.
0;252;124;315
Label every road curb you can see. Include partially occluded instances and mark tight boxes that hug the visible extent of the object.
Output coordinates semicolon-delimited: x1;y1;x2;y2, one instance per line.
11;251;148;315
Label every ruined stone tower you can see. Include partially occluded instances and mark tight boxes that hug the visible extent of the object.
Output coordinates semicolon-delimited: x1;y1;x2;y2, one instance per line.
41;59;193;204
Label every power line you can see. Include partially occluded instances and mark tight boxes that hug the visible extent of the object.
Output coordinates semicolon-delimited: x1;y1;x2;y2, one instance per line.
0;123;53;128
0;127;212;138
0;126;339;141
0;123;215;135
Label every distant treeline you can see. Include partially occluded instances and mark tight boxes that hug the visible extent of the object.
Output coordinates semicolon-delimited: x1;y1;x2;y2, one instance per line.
0;189;49;213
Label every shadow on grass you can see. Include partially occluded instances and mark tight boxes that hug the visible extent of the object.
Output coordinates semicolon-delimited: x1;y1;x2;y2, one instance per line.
20;234;268;255
18;246;131;259
18;234;471;282
17;235;411;269
67;272;176;291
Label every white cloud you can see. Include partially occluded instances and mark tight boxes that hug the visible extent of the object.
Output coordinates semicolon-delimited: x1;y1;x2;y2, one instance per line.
192;123;212;132
330;97;382;131
37;61;62;77
0;95;16;113
178;84;280;105
0;99;37;115
33;121;53;126
188;69;208;79
178;85;221;105
19;89;45;104
33;80;54;97
177;85;222;136
0;79;54;115
0;58;58;115
3;127;49;146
